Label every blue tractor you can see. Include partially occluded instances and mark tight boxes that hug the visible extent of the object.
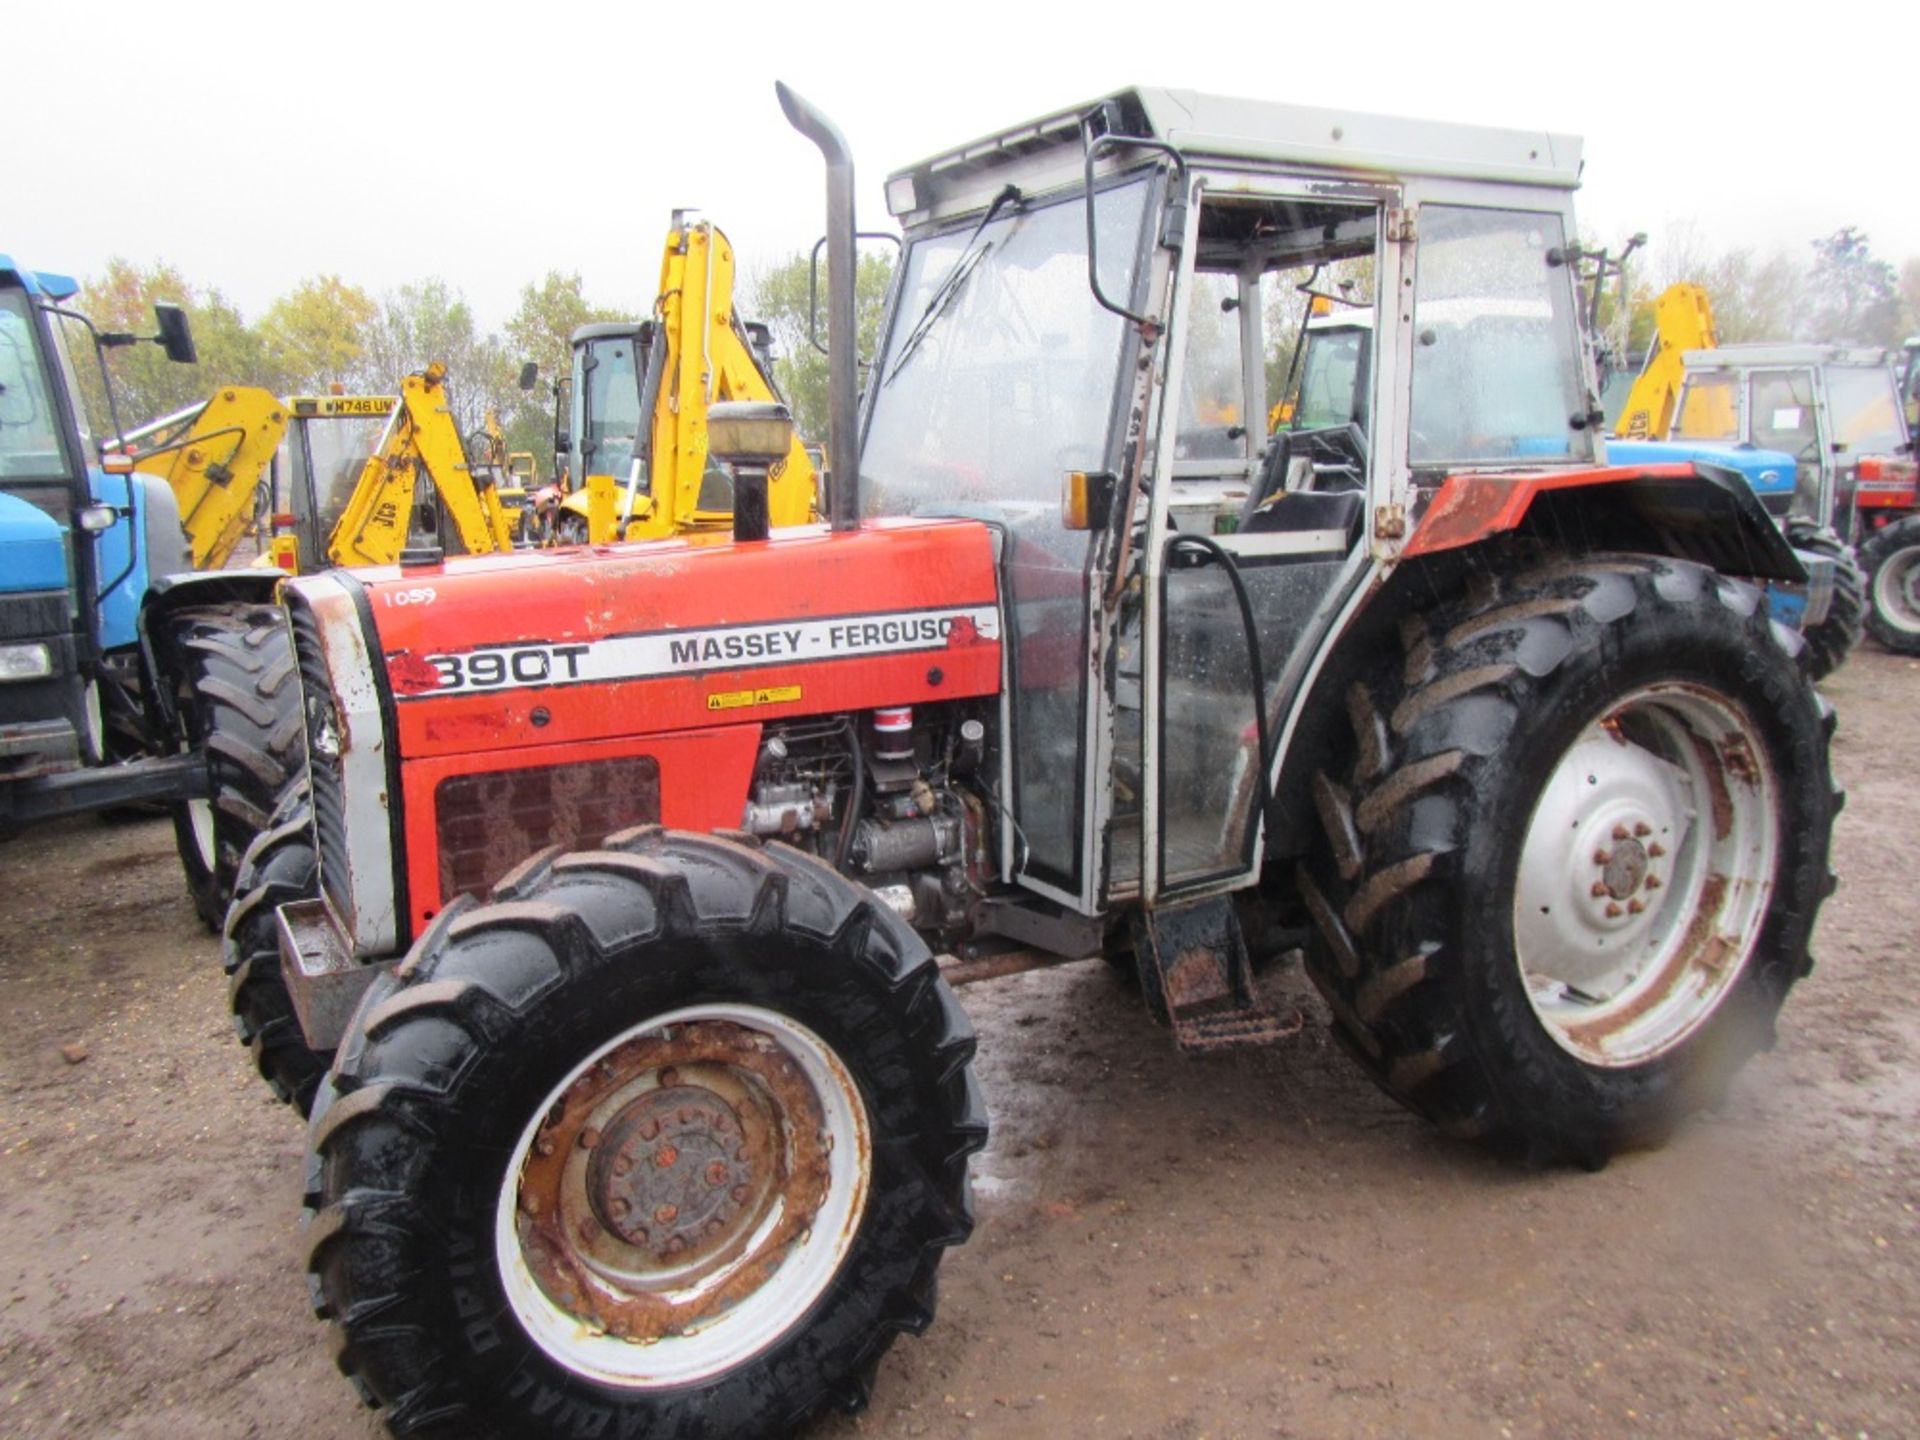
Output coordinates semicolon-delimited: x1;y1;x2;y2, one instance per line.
1;255;300;924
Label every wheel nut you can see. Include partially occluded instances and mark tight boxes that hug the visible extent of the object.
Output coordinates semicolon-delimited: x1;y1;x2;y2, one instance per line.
1612;824;1631;841
610;1197;631;1220
655;1145;679;1169
1593;849;1612;866
732;1184;751;1204
613;1154;634;1176
1644;874;1661;890
659;1067;680;1087
1590;881;1610;898
1627;898;1645;915
535;1136;556;1158
638;1118;660;1141
707;1161;730;1186
1634;821;1652;837
1648;842;1665;858
1605;902;1623;918
578;1127;601;1151
655;1204;679;1225
519;1190;542;1216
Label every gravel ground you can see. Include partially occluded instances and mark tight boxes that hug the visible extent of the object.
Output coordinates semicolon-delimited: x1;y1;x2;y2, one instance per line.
1;651;1916;1439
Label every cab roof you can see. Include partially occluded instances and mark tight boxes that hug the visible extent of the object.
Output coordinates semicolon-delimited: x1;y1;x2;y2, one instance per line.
1683;343;1894;372
887;86;1583;221
0;255;80;301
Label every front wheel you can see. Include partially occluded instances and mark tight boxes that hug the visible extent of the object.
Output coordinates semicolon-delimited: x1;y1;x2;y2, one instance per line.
167;604;305;928
1299;554;1837;1166
1859;514;1920;655
306;828;986;1438
1784;517;1865;680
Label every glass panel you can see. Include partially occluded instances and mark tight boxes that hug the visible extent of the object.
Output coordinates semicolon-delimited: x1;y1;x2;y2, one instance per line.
865;181;1151;893
1826;366;1906;456
1748;370;1819;459
296;415;390;545
1175;271;1245;461
1159;553;1260;887
1674;373;1738;440
1408;207;1593;466
0;292;69;483
583;337;645;484
1293;324;1369;431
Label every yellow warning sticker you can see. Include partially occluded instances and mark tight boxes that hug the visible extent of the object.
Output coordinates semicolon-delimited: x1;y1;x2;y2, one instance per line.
706;685;803;712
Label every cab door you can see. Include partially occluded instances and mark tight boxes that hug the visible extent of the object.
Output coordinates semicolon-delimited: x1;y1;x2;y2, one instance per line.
1137;181;1403;904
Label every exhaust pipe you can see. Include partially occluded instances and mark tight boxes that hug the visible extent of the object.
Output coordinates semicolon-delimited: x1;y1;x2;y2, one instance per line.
776;81;861;532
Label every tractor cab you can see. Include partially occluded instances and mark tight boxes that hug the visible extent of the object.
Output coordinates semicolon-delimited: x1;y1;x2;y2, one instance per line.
1671;343;1911;534
866;88;1597;910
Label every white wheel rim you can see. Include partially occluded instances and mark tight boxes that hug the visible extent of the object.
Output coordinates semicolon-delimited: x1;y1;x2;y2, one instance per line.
1512;683;1778;1067
187;797;217;869
1872;545;1920;635
495;1003;871;1387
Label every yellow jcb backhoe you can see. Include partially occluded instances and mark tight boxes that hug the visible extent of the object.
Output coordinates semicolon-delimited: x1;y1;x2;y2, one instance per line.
122;362;517;574
552;214;817;543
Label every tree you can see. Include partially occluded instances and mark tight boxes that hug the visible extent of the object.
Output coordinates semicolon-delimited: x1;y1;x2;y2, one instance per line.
1805;227;1900;346
1895;257;1920;341
356;279;512;439
65;259;265;438
741;248;895;442
257;275;378;394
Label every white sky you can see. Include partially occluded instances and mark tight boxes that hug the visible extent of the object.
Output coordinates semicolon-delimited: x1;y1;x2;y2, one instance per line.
8;0;1910;329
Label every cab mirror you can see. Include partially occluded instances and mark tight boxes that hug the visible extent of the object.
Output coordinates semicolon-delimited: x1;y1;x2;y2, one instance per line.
154;303;197;365
518;361;538;392
1061;469;1117;531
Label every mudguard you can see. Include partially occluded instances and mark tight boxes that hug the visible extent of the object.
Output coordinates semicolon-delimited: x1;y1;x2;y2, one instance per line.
1403;462;1805;584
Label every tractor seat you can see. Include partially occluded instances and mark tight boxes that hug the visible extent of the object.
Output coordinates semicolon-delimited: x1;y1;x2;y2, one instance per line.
1241;487;1365;543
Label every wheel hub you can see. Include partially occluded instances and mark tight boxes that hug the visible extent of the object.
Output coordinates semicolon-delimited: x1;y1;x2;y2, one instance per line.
513;1020;831;1342
587;1084;767;1264
1512;685;1777;1067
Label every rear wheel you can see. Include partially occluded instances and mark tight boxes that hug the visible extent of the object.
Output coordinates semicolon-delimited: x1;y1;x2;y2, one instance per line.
306;828;985;1439
223;778;326;1112
1859;514;1920;655
167;604;305;928
1298;553;1837;1166
1784;518;1865;680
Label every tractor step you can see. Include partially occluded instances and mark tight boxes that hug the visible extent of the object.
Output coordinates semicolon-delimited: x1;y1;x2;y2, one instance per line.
1172;1004;1303;1053
1133;896;1295;1055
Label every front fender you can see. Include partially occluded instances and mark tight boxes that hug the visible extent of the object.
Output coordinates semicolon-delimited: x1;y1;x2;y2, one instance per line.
1402;463;1805;584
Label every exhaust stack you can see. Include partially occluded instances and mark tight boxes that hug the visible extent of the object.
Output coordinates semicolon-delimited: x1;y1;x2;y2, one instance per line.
776;81;861;532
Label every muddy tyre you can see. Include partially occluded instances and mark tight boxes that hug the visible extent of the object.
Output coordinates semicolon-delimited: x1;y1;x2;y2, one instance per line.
223;779;327;1112
1859;514;1920;656
1784;518;1865;680
1298;554;1837;1166
169;604;305;929
306;827;986;1439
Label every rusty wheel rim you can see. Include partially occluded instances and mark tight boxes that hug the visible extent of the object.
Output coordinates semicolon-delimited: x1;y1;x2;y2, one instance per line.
1512;683;1778;1067
495;1004;871;1386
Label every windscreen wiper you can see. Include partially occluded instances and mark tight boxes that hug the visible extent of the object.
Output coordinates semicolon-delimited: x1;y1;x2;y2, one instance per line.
883;184;1022;388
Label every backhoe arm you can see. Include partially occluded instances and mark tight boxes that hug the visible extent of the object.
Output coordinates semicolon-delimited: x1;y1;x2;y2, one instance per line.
1614;283;1719;440
126;387;288;569
326;363;514;567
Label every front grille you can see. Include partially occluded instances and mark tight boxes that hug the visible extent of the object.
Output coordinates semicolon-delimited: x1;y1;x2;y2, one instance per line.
435;756;660;903
0;590;66;642
285;595;354;924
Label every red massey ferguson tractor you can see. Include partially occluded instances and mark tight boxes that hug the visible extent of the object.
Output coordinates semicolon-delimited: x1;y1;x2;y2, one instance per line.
234;84;1838;1438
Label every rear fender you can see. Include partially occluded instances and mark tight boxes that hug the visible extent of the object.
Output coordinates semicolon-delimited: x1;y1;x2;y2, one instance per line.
1402;463;1805;584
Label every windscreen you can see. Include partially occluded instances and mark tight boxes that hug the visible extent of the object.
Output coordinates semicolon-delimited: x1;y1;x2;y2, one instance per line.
0;291;69;484
863;179;1150;517
1408;206;1593;465
297;415;391;543
1826;366;1907;456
